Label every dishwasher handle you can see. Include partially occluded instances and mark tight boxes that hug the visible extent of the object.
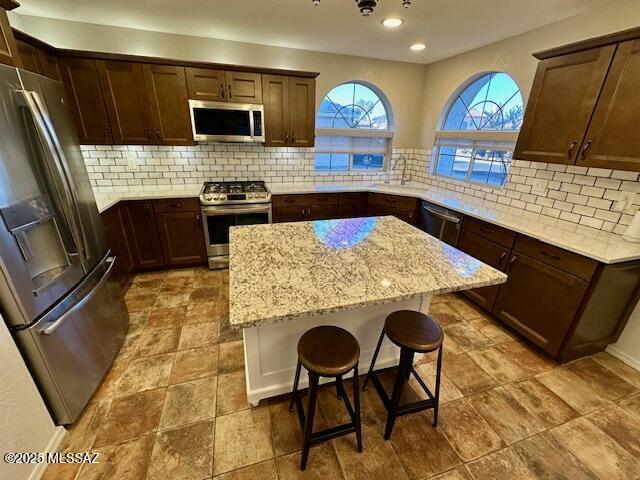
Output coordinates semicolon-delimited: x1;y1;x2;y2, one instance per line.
422;204;461;224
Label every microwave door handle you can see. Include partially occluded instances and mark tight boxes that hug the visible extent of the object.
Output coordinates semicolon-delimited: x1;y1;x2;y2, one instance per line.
17;90;85;262
249;107;255;140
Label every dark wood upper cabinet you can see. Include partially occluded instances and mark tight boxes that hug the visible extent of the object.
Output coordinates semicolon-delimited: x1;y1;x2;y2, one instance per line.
155;210;207;267
225;71;262;103
16;39;42;73
97;60;155;145
289;77;315;147
60;57;113;145
120;200;165;270
0;7;19;68
514;45;615;165
185;67;226;101
143;64;194;146
38;50;60;80
262;75;290;147
576;39;640;171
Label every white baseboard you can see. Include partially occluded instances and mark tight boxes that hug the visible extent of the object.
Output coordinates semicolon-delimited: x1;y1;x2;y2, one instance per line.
28;427;67;480
606;346;640;372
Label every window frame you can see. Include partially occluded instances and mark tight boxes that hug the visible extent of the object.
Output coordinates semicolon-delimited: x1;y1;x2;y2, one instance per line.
314;81;394;173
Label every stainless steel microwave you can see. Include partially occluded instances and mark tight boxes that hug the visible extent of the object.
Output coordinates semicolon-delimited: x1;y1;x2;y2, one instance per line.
188;100;265;143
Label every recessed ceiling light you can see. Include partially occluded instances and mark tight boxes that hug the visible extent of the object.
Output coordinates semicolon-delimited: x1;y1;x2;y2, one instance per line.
382;17;404;28
410;43;426;51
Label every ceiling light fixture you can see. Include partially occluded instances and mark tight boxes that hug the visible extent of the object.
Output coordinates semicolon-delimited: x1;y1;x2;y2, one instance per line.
311;0;411;17
410;43;426;51
382;17;404;27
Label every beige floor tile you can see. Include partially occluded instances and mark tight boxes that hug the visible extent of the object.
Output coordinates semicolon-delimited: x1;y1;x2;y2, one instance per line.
216;370;250;416
468;316;513;344
412;362;463;404
269;397;304;456
214;459;278;480
592;352;640;387
550;417;640;480
447;295;486;320
148;306;188;328
467;388;545;445
429;466;474;480
444;323;494;352
77;434;155;480
587;404;640;457
190;286;220;303
469;347;530;384
466;447;534;480
494;340;557;375
436;398;504;461
124;292;157;312
117;353;174;395
94;388;165;448
132;271;166;283
511;432;597;480
170;345;219;384
159;377;217;430
218;340;245;374
536;367;610;414
567;358;638;401
277;443;344;480
134;327;181;358
619;393;640;419
316;378;377;429
390;412;462;479
185;302;220;324
333;424;408;480
213;408;274;475
441;353;497;396
155;291;190;308
91;358;129;401
146;420;214;480
501;377;579;428
41;463;82;480
430;302;466;327
178;322;219;350
60;400;111;451
219;315;242;343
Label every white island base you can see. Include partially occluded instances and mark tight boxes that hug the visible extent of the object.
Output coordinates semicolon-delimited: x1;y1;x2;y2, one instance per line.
242;295;430;406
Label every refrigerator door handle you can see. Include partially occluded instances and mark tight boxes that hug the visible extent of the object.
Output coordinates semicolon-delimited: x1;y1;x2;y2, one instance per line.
39;256;116;335
18;89;89;265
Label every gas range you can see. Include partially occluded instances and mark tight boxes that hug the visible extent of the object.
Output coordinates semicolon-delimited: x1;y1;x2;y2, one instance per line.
199;181;271;206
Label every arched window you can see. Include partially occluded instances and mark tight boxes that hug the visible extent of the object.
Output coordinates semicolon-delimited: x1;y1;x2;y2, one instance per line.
315;82;393;172
433;72;523;187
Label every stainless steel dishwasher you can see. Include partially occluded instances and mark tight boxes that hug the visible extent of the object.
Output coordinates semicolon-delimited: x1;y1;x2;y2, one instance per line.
417;200;463;246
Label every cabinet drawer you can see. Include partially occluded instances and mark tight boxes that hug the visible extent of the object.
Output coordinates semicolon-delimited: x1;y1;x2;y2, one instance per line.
462;216;516;249
339;192;368;204
272;193;338;207
152;197;200;213
368;193;417;210
514;235;598;281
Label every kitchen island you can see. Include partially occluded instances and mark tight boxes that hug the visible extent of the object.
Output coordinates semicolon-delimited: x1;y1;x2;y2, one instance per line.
230;216;507;406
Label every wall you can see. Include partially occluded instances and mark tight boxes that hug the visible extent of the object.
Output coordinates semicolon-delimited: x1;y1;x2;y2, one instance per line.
0;316;63;480
7;13;426;148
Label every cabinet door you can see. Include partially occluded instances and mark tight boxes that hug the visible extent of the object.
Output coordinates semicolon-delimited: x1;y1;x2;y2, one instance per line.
38;50;60;80
156;211;207;267
97;61;155;144
225;71;262;103
16;39;42;73
143;64;194;145
366;203;415;224
273;206;306;223
514;46;615;165
120;201;164;270
338;193;368;218
0;9;19;67
262;75;290;147
493;253;589;355
101;206;133;289
289;77;315;147
576;39;640;171
308;204;339;221
60;58;113;144
185;67;226;101
457;230;509;312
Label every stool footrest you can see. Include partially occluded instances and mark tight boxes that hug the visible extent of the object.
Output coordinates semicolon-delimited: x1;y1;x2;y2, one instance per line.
369;367;436;415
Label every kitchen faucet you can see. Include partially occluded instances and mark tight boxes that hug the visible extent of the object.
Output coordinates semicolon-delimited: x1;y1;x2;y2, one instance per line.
384;155;408;185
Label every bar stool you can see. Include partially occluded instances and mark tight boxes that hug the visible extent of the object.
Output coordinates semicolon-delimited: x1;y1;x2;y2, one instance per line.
363;310;444;440
289;325;362;470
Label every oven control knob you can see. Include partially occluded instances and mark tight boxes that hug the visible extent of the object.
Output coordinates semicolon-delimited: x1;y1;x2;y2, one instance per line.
248;194;254;199
213;194;220;201
205;194;213;201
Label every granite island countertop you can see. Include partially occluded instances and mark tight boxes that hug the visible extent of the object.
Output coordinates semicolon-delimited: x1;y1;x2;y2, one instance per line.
229;216;507;328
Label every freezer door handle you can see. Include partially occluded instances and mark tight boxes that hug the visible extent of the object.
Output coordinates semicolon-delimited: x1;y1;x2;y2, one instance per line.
18;89;90;265
40;256;116;335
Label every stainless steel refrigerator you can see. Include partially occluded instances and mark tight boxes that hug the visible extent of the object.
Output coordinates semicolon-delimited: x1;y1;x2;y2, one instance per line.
0;64;128;424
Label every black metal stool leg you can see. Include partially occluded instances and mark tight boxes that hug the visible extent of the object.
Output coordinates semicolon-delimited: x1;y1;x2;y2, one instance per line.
300;372;319;471
336;375;344;400
384;348;412;440
352;363;362;452
433;345;443;427
289;360;302;413
363;329;385;390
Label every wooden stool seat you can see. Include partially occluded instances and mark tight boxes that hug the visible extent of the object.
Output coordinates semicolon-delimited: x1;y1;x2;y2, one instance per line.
385;310;443;352
298;325;360;376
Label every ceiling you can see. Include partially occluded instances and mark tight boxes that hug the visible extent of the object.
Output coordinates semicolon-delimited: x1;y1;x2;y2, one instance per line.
14;0;616;64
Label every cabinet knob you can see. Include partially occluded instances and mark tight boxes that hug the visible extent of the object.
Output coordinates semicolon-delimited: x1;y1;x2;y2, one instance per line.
291;132;295;144
228;84;232;98
508;255;517;271
103;127;110;142
285;133;289;144
156;129;161;140
567;140;578;159
580;140;593;160
221;85;225;99
196;214;201;225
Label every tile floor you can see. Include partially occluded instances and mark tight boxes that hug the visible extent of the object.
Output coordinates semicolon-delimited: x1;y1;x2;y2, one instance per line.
42;267;640;480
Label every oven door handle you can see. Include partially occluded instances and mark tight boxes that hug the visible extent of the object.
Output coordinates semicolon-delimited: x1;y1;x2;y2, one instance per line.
201;204;272;215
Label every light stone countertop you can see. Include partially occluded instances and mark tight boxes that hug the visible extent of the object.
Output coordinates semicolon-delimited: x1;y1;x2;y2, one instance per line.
91;181;640;264
229;216;507;328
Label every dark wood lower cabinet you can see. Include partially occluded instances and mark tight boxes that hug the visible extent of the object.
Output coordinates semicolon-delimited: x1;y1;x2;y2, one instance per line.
100;204;133;289
155;211;207;267
338;193;368;218
120;200;165;270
